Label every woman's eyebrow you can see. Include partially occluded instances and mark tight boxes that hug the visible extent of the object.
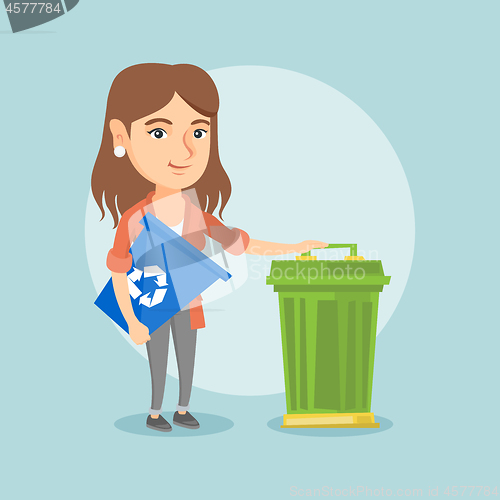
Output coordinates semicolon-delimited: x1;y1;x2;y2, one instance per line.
144;118;172;126
191;119;210;126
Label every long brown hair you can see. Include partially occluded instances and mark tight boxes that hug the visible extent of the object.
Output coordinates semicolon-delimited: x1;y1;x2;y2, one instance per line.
91;63;231;228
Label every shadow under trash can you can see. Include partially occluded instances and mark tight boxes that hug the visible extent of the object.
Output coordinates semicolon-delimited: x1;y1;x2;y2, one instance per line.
266;244;391;428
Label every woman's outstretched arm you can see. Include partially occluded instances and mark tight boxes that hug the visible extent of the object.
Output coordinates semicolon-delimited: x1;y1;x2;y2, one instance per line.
245;239;328;256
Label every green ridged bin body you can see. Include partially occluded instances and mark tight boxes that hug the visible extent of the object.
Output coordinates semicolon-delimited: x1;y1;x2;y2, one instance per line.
266;260;390;415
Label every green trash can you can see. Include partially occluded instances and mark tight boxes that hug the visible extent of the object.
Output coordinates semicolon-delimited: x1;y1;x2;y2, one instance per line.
266;244;391;428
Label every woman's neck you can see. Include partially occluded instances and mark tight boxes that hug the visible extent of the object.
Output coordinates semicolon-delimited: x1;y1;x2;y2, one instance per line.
153;185;182;202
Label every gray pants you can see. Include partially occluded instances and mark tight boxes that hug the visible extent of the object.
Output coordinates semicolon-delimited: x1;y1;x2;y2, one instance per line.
145;310;197;415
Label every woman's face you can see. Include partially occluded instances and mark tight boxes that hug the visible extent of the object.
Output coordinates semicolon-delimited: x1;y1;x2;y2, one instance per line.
122;92;212;190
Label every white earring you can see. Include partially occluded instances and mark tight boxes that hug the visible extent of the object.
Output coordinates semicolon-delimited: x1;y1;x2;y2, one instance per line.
114;146;126;158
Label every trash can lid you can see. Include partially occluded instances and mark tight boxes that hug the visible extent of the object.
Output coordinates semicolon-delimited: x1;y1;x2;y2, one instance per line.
266;259;390;286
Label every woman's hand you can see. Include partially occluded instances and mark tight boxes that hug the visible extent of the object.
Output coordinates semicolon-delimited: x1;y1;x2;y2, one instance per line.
294;240;329;255
128;319;151;345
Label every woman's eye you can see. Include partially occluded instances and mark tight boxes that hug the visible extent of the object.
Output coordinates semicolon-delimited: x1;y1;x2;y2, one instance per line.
148;128;168;139
193;129;207;139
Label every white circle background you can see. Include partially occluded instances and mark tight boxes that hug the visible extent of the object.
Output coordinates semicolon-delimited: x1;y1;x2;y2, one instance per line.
85;66;415;396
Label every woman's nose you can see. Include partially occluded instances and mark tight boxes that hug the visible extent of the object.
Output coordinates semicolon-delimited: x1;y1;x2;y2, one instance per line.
170;131;195;162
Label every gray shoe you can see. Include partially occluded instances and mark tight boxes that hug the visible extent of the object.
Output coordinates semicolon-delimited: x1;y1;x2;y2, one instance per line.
173;411;200;429
146;415;172;432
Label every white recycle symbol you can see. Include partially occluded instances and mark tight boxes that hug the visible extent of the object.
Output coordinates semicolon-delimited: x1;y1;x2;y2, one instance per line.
127;266;168;308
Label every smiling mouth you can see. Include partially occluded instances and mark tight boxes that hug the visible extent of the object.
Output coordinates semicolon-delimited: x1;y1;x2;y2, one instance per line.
169;161;191;175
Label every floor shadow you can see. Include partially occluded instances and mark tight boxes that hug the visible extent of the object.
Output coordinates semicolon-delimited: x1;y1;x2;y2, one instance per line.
114;412;234;438
267;415;393;437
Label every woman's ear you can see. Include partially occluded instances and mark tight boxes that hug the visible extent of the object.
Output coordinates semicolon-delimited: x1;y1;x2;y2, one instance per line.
109;119;130;149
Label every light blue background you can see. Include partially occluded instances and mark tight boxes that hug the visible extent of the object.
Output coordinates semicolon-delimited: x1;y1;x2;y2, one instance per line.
1;1;498;499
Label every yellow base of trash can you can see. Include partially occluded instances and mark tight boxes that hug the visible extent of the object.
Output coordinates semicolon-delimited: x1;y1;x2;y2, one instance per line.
281;412;380;428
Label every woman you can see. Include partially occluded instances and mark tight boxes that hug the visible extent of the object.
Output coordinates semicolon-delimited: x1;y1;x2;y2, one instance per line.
91;63;326;432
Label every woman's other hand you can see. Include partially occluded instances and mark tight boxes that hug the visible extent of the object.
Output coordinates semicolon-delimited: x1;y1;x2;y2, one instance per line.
294;240;329;255
128;320;151;345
